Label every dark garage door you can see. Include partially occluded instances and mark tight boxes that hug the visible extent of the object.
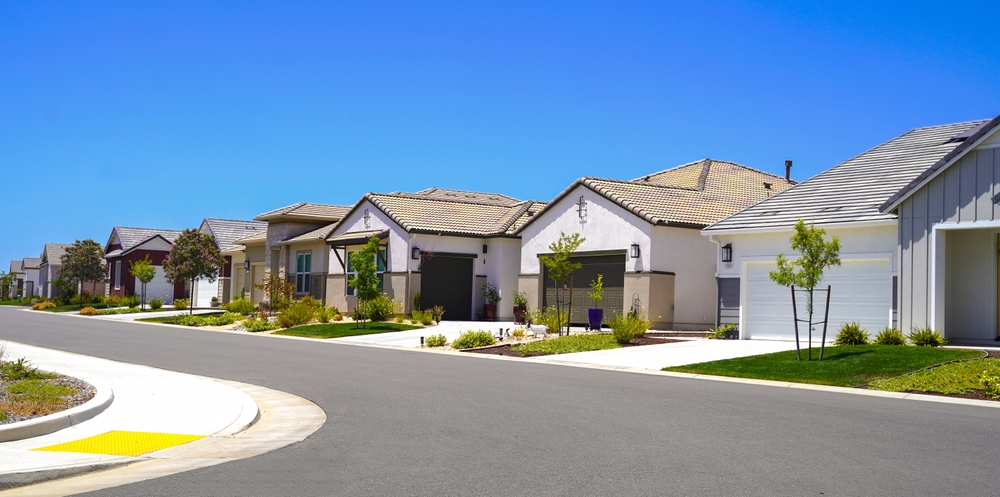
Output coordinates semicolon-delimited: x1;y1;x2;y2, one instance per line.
420;255;474;321
543;254;625;325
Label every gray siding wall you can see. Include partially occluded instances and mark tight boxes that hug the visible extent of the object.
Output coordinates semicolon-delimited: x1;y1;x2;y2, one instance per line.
898;147;1000;334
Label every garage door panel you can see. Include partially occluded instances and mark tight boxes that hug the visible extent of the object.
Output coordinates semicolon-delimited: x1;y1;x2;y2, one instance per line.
746;260;891;340
143;267;175;304
543;255;625;325
421;256;473;321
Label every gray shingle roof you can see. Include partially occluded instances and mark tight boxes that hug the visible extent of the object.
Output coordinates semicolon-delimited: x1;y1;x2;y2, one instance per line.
9;260;23;274
705;119;992;232
109;227;185;254
42;243;72;265
22;257;41;270
202;218;268;252
254;202;351;222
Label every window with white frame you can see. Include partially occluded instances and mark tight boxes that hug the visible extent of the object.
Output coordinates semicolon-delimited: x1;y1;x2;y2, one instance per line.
114;261;121;291
346;248;386;296
296;252;311;294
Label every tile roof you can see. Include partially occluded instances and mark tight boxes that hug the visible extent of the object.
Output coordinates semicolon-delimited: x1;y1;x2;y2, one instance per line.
42;243;73;265
336;189;543;238
21;257;41;270
234;230;268;245
254;202;351;222
326;229;390;246
521;159;795;231
203;218;268;252
109;227;185;254
279;222;340;245
705;119;992;232
9;260;23;274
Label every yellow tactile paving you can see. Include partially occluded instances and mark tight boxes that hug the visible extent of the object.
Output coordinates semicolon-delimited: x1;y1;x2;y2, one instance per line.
33;431;205;457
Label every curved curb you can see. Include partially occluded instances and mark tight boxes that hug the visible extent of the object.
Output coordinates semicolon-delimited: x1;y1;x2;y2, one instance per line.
0;380;114;443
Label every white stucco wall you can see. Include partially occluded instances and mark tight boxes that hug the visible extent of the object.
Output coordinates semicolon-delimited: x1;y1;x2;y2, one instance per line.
329;200;410;274
520;185;652;274
23;268;40;296
650;226;718;327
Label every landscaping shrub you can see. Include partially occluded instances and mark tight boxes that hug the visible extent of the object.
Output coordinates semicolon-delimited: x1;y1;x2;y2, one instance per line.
221;297;254;315
874;327;906;345
908;327;946;347
174;314;204;326
608;310;651;345
707;323;736;340
511;328;526;340
367;294;398;322
102;295;122;307
411;310;425;322
394;316;404;323
981;371;1000;400
79;306;98;316
833;322;870;345
430;306;445;324
243;317;280;332
278;300;316;328
31;300;56;310
412;291;421;311
531;306;568;334
149;298;164;311
424;334;447;347
173;298;189;310
1;357;56;381
123;294;140;309
95;308;141;315
418;311;434;326
316;306;333;323
451;330;497;349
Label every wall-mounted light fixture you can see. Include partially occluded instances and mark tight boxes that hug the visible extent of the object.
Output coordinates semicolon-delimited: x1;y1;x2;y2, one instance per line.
721;244;733;263
411;247;421;260
577;196;587;220
482;244;488;254
630;243;640;259
363;209;371;229
244;260;250;274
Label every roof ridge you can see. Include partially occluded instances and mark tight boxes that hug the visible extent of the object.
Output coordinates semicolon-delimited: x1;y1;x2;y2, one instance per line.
497;201;535;234
907;118;992;131
369;191;521;208
114;226;186;233
205;217;267;224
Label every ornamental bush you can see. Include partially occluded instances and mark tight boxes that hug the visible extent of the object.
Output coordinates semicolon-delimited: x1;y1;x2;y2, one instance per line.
608;310;651;345
123;294;140;309
424;334;447;347
32;300;56;310
451;330;497;349
981;371;1000;399
173;298;189;311
243;317;280;332
707;323;736;340
874;327;906;345
367;294;398;322
149;298;164;311
221;297;254;315
909;328;947;347
79;306;98;316
834;322;870;346
277;300;316;328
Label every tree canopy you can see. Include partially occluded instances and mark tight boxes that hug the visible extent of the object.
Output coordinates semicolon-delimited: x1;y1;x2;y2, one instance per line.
348;236;383;327
130;255;157;310
163;229;224;313
60;239;107;308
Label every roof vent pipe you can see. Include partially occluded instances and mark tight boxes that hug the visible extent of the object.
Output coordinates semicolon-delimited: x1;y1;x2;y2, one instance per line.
785;160;793;181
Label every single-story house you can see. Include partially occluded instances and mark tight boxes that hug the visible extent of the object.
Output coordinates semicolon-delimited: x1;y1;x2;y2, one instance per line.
704;115;1000;343
197;218;267;307
326;188;545;320
8;260;24;297
38;243;72;299
517;159;795;330
104;227;185;303
21;257;41;297
232;202;351;305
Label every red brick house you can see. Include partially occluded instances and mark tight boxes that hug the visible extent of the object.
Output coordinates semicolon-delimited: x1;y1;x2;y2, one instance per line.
104;227;185;303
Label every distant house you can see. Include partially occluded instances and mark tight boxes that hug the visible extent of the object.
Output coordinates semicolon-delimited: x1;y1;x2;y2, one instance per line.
38;243;72;299
103;227;184;303
21;257;41;297
7;260;23;298
198;218;267;306
327;188;545;320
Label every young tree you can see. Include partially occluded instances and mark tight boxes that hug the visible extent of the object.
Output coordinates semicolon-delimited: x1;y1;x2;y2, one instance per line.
60;239;108;309
540;232;585;336
0;271;13;301
254;268;296;316
163;229;225;315
129;255;157;311
348;236;382;329
770;219;842;361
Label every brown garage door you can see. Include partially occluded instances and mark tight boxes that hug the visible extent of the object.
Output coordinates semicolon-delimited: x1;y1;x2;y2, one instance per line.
420;255;474;321
543;254;625;325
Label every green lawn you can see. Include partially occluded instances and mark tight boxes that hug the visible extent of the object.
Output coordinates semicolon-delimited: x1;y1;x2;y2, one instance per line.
664;345;984;387
275;322;420;339
513;334;621;356
136;312;226;324
0;300;32;306
869;357;1000;395
41;303;116;313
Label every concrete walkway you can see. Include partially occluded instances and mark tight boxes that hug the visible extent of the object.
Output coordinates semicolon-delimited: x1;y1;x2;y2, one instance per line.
524;339;798;370
0;341;325;494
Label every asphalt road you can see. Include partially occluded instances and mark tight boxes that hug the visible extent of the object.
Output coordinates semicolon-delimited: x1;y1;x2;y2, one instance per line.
2;308;998;496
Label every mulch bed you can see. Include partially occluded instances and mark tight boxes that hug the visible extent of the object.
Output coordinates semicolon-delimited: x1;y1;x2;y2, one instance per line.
0;374;95;425
463;336;682;358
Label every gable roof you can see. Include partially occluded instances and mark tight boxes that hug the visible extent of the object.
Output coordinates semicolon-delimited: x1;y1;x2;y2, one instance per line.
233;230;268;246
41;243;72;265
254;202;351;222
22;257;41;270
334;189;544;239
520;159;794;232
705;119;993;233
9;260;23;274
279;222;340;245
106;227;184;256
202;218;268;252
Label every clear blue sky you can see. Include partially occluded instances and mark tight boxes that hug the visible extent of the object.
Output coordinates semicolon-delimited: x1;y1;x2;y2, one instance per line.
2;1;998;268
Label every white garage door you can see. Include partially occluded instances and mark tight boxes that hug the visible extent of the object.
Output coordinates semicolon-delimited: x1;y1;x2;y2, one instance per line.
143;267;175;304
194;278;218;308
745;259;892;340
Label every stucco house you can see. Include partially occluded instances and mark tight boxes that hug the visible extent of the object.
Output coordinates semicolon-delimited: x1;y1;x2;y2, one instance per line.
231;203;351;305
8;260;24;298
704;116;1000;343
517;159;795;330
38;243;72;299
104;227;185;303
197;218;267;307
21;257;41;297
326;188;545;320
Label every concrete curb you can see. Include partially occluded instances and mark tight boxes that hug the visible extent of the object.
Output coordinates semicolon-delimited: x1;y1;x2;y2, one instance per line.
0;380;114;443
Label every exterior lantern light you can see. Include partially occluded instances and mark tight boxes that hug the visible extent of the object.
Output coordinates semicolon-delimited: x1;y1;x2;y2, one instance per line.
721;244;733;263
411;247;421;260
630;243;640;259
577;196;587;219
244;260;251;274
482;244;488;254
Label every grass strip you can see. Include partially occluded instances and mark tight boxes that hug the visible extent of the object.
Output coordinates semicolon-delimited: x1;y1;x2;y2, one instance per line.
513;334;621;356
275;322;419;339
869;357;1000;394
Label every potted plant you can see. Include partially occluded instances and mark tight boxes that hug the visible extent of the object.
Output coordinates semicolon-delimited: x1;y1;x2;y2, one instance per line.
210;296;219;308
587;274;604;331
512;291;528;324
482;283;501;321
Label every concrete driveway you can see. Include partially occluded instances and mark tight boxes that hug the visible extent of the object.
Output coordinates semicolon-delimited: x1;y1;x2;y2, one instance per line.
525;338;798;370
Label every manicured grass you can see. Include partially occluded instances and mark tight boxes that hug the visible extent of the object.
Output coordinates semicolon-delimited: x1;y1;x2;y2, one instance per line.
0;300;31;306
136;312;226;324
41;303;115;313
869;357;1000;395
513;334;621;356
664;345;984;387
275;322;420;339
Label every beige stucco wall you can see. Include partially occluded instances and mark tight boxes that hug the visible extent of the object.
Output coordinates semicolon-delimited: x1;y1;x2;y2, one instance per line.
624;272;675;330
518;274;542;312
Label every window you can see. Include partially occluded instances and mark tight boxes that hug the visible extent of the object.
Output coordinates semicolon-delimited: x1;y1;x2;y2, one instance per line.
114;261;121;291
346;248;387;296
296;253;311;294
